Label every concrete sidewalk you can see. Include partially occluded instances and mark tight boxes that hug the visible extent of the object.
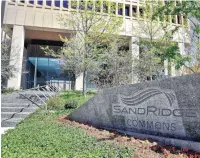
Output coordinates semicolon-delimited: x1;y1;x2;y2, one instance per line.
1;92;39;134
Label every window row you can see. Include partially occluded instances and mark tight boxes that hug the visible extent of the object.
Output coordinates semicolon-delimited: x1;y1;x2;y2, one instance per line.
14;0;187;25
16;0;68;8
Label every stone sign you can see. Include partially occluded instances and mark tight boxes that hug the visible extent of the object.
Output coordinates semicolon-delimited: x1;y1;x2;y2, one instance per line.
69;74;200;152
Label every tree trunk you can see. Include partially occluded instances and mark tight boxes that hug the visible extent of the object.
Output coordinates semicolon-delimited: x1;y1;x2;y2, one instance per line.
168;59;172;76
71;74;76;91
82;70;87;96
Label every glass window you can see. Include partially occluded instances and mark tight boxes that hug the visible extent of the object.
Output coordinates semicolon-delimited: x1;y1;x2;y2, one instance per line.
165;15;170;23
118;3;123;15
71;0;77;9
103;1;108;13
183;16;187;26
87;0;93;10
110;2;116;14
46;0;51;6
125;5;130;16
55;0;60;7
63;0;68;8
95;1;100;12
172;15;176;23
29;0;34;4
38;0;43;5
79;0;85;10
139;8;143;17
132;6;136;17
177;15;182;24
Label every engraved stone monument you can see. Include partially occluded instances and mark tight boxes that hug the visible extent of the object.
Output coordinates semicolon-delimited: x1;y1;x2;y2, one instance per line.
68;74;200;152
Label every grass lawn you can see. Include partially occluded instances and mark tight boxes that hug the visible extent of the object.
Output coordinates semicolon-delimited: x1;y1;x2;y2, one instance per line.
1;91;133;158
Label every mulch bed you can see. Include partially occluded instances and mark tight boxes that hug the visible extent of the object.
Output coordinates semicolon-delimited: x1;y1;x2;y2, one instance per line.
57;116;200;158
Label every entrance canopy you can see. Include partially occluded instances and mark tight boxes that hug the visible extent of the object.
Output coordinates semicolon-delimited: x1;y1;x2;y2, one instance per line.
28;57;64;77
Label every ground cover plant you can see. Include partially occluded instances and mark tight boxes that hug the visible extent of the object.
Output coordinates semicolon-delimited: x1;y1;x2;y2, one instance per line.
2;90;199;158
46;90;95;110
2;91;133;158
1;87;18;94
2;110;133;158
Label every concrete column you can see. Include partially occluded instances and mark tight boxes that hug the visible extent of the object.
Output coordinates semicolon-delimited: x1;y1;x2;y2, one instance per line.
164;59;168;76
122;0;125;17
74;31;84;91
33;57;38;87
7;25;25;89
116;2;118;15
171;63;176;77
75;73;83;90
137;0;139;18
1;30;5;41
178;42;185;55
178;42;187;75
130;2;132;19
20;48;27;89
129;36;139;84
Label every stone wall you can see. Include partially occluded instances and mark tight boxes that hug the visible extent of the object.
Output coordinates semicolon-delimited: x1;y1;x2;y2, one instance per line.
69;73;200;152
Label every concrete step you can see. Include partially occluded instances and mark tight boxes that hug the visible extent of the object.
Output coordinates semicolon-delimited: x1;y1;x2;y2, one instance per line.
1;118;24;127
1;112;32;120
1;107;38;113
1;92;42;128
1;103;30;108
19;91;55;98
1;102;39;108
1;98;30;103
1;98;34;104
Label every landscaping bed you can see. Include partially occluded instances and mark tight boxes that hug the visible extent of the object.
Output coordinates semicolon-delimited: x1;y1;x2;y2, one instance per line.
58;117;200;158
2;91;199;158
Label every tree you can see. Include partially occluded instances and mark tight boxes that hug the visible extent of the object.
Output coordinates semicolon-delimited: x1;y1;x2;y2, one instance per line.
44;35;85;91
1;39;17;87
194;45;200;72
43;1;123;96
132;1;191;81
90;38;132;89
1;38;28;89
132;40;164;82
156;1;200;73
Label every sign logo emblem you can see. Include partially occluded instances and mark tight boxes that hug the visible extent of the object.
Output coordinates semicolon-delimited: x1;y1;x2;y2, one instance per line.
120;88;176;107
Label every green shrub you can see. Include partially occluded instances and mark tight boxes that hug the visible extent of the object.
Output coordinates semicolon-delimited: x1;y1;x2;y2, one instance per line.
86;90;97;95
74;90;82;95
61;90;96;97
1;88;18;94
46;97;63;110
60;90;82;99
46;90;95;110
64;98;79;109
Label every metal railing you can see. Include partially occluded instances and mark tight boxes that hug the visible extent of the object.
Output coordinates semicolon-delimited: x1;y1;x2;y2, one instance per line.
24;80;72;90
18;84;61;111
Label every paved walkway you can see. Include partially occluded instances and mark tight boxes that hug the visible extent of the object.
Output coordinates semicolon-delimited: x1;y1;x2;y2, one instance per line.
1;92;39;134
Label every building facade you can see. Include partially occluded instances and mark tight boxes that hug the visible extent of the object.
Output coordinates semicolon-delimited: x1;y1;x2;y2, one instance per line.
1;0;191;90
188;16;200;65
